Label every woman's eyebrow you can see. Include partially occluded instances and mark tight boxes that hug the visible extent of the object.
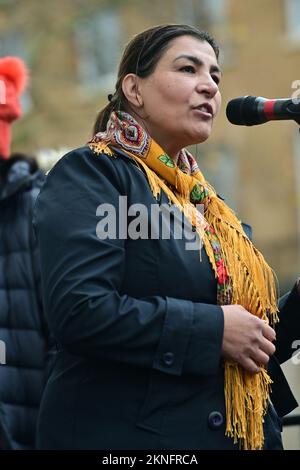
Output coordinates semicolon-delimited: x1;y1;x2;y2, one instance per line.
173;54;222;75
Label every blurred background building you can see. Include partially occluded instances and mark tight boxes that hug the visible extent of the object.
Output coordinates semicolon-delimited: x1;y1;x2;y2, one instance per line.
1;0;300;448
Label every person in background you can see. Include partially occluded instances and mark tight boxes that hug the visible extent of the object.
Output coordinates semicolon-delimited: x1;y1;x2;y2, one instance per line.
0;56;50;449
34;24;299;450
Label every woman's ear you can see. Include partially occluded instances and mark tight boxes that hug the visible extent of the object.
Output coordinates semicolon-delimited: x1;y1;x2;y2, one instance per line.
122;74;143;108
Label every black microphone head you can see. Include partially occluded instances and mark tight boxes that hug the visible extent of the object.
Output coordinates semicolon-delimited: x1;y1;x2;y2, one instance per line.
226;96;261;126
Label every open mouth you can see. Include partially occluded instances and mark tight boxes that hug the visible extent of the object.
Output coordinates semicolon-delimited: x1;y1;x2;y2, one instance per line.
193;103;214;117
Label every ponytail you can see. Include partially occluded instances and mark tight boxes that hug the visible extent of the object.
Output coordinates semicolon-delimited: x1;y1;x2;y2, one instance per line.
93;101;114;134
93;89;124;135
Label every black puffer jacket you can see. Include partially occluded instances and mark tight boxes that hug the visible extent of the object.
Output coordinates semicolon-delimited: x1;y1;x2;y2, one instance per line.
0;155;49;450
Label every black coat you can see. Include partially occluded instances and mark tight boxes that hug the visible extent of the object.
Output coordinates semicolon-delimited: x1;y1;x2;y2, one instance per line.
0;156;49;450
34;146;299;450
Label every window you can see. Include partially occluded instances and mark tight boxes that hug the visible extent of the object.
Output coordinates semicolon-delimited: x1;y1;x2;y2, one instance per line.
285;0;300;40
175;0;228;28
0;32;31;113
191;143;238;211
175;0;201;26
75;10;121;96
293;133;300;238
201;0;228;25
175;0;230;65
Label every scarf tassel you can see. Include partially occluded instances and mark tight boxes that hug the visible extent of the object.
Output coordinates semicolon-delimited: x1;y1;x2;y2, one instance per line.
88;113;279;450
224;362;273;450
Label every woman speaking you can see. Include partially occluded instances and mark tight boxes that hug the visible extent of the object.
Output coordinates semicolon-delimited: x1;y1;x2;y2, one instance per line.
34;24;299;450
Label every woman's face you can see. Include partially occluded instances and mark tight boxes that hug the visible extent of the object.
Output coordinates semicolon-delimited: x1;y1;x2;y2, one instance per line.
136;35;222;157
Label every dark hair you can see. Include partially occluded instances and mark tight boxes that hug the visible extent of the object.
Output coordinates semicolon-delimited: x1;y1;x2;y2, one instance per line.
93;24;219;134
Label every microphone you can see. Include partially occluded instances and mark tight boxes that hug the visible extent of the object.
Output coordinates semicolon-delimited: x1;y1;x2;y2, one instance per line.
226;95;300;126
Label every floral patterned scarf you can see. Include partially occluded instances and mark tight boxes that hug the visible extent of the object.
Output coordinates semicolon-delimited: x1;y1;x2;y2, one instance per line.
88;111;278;450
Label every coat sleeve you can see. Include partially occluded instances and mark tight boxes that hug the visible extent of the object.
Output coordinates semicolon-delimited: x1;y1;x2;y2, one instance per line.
33;147;224;377
29;172;57;378
274;283;300;364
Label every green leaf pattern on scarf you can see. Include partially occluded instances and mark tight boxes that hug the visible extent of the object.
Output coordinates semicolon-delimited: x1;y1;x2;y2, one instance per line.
158;154;175;168
190;183;205;203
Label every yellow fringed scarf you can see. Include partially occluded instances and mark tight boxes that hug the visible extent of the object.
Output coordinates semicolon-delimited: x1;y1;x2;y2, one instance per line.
88;111;279;450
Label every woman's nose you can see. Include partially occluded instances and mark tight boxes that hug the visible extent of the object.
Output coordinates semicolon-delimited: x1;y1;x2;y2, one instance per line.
196;75;219;98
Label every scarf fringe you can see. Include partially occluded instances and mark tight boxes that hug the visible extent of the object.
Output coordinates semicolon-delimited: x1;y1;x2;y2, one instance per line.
224;362;273;450
88;117;279;451
205;199;278;323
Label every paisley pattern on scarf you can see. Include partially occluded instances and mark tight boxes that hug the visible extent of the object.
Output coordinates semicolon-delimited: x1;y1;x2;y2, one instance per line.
88;110;279;450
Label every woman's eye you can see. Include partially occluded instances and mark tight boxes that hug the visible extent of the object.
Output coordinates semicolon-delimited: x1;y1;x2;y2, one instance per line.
180;65;196;74
212;75;220;85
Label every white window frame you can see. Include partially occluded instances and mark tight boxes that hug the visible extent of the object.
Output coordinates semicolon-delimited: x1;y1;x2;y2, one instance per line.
285;0;300;41
293;132;300;238
0;32;31;113
175;0;227;26
75;10;121;96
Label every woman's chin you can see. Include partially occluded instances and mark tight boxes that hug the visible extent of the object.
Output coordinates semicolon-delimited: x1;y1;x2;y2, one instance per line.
188;125;212;145
189;131;211;146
